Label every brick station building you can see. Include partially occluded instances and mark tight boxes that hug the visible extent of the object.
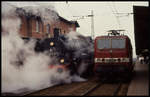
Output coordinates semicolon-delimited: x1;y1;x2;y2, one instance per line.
16;8;79;39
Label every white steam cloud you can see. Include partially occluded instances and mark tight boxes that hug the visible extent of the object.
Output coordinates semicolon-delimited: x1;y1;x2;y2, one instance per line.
5;2;59;25
64;31;94;76
2;2;86;94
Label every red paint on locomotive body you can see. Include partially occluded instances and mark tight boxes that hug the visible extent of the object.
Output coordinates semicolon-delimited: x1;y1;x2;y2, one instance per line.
94;35;134;76
49;64;67;69
48;64;69;74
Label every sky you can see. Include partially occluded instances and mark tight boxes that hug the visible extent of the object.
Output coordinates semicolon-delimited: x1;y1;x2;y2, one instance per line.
52;1;149;58
3;1;149;58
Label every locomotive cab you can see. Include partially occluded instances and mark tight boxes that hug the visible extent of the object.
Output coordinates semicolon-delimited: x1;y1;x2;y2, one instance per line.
94;30;134;78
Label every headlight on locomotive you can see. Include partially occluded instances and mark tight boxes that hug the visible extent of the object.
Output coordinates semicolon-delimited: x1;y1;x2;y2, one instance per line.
50;42;54;46
60;58;65;63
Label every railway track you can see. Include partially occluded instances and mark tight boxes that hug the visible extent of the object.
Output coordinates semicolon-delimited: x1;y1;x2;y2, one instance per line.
25;77;97;96
2;77;129;96
80;82;103;96
26;77;128;96
113;83;122;96
74;82;123;96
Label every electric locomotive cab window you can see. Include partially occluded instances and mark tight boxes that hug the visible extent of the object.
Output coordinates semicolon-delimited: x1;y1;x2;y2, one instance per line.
97;38;125;49
97;39;111;49
112;39;125;49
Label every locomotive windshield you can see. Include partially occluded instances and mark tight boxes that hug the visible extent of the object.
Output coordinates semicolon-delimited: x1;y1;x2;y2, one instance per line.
97;38;125;49
112;39;125;49
97;39;111;49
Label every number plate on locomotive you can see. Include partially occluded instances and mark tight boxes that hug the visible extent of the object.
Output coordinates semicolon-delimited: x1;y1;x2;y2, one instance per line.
105;58;116;63
108;59;114;62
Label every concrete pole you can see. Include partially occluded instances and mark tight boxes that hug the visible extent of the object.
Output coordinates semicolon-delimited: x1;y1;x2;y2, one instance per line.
91;10;94;40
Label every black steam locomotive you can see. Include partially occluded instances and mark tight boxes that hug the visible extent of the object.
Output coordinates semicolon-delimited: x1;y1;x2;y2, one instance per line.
34;29;94;78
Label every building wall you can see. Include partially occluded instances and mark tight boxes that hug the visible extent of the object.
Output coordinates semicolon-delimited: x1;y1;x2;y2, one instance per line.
30;17;44;39
19;15;77;39
19;15;28;37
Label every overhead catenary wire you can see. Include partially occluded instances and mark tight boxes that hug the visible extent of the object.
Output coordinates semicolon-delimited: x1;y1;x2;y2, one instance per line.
107;2;121;29
111;2;121;29
65;2;90;35
106;2;134;39
113;3;134;39
66;2;134;39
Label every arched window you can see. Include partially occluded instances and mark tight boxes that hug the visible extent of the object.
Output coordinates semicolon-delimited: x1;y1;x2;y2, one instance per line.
36;20;40;33
64;30;66;34
46;24;50;34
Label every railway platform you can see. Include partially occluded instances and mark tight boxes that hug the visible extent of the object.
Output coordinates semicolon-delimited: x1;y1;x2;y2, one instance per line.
127;61;149;96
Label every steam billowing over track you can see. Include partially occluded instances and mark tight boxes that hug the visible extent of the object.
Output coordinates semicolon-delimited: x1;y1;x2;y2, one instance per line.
2;2;94;94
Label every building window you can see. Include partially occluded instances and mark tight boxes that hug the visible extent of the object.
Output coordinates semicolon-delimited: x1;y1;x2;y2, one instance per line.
64;30;66;34
46;24;51;38
36;20;40;33
59;29;61;35
46;24;50;34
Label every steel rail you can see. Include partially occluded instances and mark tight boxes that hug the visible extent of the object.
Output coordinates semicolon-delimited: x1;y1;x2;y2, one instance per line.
113;83;122;96
81;82;122;96
9;78;122;96
21;84;61;96
80;82;103;96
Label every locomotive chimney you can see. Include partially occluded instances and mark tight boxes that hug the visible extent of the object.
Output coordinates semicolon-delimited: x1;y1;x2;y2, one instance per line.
54;28;60;40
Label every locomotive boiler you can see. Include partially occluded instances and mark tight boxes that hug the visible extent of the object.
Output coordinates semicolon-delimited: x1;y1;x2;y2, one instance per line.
34;29;94;78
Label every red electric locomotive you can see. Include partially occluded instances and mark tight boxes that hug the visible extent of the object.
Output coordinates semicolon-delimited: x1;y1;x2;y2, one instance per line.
94;30;134;79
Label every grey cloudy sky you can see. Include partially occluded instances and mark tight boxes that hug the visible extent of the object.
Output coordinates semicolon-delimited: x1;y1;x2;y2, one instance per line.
54;1;149;58
4;1;149;58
